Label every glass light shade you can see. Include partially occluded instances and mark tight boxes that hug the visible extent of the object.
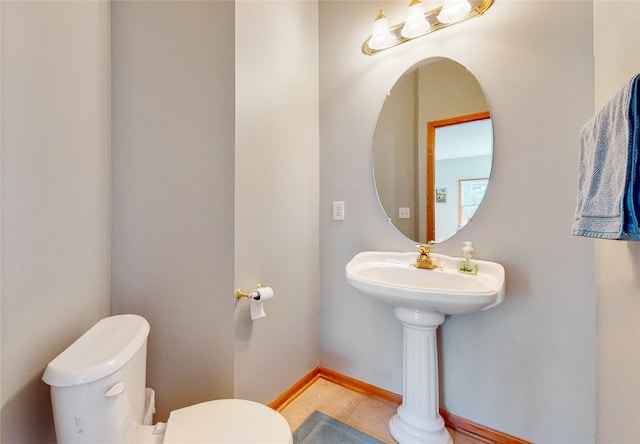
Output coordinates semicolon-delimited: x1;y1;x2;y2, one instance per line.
401;0;429;39
368;10;395;50
437;0;472;24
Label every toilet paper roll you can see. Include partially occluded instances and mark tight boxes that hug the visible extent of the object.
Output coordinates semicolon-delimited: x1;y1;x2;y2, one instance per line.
250;287;274;320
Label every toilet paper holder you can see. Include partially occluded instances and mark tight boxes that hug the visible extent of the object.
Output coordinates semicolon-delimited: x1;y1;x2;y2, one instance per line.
236;284;265;300
236;284;274;320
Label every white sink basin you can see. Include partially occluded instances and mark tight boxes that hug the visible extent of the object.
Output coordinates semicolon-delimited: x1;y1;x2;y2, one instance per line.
346;251;505;315
345;250;505;443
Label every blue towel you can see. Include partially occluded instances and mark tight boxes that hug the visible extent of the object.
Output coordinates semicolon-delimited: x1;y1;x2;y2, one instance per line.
625;76;640;237
572;74;640;240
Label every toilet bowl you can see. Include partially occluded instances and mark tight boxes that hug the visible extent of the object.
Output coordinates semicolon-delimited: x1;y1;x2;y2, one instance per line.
42;314;292;444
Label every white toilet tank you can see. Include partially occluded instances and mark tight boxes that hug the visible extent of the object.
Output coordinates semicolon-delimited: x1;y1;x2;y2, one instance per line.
43;314;151;444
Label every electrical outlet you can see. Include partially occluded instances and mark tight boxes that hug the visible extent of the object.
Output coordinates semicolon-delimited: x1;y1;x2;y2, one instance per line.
333;201;345;220
399;207;410;219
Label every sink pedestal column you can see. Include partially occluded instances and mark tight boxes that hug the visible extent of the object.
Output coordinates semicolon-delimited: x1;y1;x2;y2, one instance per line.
390;307;452;444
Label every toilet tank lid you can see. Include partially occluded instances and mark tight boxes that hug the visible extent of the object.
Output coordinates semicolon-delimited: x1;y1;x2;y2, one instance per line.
43;314;150;387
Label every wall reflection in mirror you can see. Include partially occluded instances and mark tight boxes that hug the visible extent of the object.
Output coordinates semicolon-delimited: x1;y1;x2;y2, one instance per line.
373;57;493;244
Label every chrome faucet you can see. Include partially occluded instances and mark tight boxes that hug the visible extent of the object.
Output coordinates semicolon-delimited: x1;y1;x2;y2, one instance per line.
415;244;438;270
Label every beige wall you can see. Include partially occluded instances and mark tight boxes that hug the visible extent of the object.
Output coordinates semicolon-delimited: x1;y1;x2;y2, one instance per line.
111;1;236;421
112;0;320;419
593;1;640;442
0;2;112;441
234;1;320;403
1;4;3;437
319;1;595;442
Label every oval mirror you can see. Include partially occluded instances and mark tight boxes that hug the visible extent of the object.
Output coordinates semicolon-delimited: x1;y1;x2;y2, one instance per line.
373;57;493;244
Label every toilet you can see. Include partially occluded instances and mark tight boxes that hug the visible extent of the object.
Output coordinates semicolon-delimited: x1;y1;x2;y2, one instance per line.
42;314;293;444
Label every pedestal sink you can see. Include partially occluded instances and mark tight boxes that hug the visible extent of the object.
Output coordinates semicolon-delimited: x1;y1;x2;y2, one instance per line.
345;251;505;444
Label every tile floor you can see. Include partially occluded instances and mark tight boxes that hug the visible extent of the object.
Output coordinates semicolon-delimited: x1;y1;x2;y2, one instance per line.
279;377;490;444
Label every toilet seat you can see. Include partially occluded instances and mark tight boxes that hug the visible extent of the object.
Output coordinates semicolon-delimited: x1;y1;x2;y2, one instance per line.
163;399;293;444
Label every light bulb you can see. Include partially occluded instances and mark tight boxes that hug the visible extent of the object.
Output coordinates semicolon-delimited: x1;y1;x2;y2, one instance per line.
368;10;395;50
437;0;472;24
401;0;429;39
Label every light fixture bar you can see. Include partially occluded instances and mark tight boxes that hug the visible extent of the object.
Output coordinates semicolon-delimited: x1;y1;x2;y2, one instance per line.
363;0;493;55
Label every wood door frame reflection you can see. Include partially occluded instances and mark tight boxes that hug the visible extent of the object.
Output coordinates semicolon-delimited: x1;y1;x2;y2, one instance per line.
426;111;490;242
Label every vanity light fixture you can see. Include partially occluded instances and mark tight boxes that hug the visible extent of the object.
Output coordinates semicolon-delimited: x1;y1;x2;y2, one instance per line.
363;0;493;55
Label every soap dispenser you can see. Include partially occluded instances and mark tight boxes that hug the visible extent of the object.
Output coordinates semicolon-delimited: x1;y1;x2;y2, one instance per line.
457;241;478;275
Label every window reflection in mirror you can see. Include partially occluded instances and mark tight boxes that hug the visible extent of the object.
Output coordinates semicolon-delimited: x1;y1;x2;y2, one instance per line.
459;178;489;226
373;57;493;244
